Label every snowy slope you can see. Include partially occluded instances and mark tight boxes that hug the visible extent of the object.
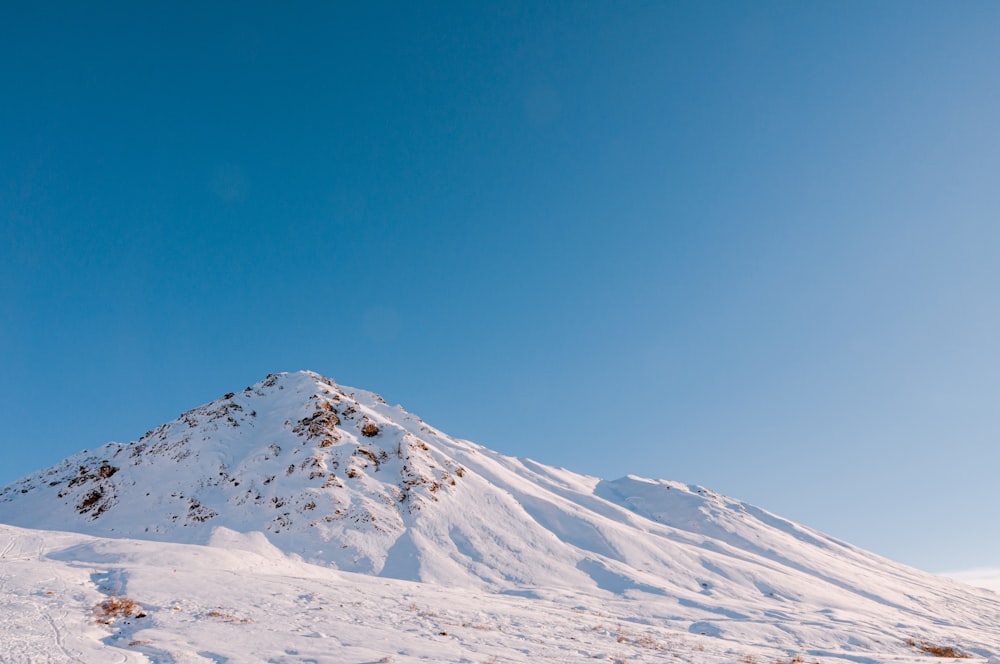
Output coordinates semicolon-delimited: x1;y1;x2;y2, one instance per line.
3;523;994;664
1;370;999;663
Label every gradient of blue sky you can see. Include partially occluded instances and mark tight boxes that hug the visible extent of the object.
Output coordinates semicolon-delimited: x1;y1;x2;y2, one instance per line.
3;2;1000;573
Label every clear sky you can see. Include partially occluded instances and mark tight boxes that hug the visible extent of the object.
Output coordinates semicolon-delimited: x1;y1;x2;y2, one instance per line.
3;2;999;574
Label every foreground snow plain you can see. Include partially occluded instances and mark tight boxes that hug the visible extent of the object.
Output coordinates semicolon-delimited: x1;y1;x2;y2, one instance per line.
3;524;998;664
1;371;998;663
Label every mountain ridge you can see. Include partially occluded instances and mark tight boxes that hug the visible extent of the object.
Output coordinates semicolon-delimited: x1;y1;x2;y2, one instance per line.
1;370;999;661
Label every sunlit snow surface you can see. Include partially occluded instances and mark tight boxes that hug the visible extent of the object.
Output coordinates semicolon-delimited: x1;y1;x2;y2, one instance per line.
1;371;998;663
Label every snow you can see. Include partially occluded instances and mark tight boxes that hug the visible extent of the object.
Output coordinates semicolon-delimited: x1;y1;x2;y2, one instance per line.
1;370;998;662
2;523;998;663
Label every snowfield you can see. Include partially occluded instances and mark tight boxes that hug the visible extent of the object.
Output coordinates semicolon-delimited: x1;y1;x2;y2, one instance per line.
3;524;999;664
1;371;998;663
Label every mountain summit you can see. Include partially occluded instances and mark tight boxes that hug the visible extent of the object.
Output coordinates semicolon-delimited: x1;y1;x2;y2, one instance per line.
1;370;998;660
1;371;476;577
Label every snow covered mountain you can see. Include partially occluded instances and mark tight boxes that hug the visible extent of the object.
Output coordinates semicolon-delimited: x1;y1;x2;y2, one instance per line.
1;370;999;663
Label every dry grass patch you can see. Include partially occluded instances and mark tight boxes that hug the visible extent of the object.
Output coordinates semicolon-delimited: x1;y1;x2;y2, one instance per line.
905;638;969;658
204;608;254;624
94;596;146;624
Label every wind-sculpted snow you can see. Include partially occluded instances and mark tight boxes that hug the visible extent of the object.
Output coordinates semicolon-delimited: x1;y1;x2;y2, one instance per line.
1;370;999;663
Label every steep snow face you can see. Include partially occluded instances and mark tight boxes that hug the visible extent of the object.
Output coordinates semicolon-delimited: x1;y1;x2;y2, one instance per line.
1;371;999;659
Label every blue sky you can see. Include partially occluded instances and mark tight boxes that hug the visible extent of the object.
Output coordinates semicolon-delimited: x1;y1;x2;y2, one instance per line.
3;2;1000;574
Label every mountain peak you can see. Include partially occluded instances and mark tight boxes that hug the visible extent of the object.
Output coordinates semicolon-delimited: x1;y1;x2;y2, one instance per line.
0;370;470;575
2;371;999;660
